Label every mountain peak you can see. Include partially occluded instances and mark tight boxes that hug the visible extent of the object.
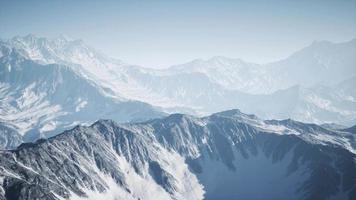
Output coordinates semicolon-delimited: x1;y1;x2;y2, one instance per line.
214;108;243;116
310;39;333;46
209;55;231;61
12;34;74;43
23;33;36;40
208;56;244;62
163;113;194;123
3;34;116;70
211;109;259;121
9;34;88;51
92;119;119;128
57;34;71;42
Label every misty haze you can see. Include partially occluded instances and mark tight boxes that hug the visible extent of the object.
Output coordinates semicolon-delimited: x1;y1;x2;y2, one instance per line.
0;1;355;200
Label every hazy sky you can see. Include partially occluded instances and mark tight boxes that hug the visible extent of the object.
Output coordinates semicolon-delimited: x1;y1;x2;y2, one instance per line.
1;0;356;68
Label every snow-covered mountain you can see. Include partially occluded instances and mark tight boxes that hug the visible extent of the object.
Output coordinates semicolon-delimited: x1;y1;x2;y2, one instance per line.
1;34;356;147
0;110;355;200
167;39;356;94
141;39;356;125
0;45;164;149
266;39;356;88
1;34;175;105
168;56;273;94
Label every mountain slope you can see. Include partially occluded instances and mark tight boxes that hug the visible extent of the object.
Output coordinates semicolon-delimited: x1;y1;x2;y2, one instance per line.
0;122;22;150
239;84;356;125
168;56;272;94
0;47;164;148
0;110;355;200
267;39;356;88
0;120;203;200
342;125;356;134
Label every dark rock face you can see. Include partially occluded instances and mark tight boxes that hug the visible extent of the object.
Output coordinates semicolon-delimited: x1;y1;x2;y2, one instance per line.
0;110;355;200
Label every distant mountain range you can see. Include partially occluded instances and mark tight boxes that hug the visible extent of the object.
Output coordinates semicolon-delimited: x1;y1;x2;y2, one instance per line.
0;34;356;148
0;110;355;200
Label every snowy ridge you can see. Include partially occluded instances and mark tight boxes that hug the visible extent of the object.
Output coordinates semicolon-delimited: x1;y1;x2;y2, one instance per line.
0;120;204;200
0;109;355;199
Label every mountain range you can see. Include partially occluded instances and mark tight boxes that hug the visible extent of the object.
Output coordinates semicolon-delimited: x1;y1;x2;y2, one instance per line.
1;34;356;148
0;34;356;200
0;109;355;200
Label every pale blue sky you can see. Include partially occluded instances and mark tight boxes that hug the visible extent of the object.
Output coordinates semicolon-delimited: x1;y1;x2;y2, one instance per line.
1;0;355;68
